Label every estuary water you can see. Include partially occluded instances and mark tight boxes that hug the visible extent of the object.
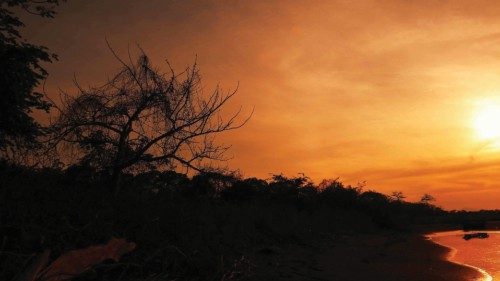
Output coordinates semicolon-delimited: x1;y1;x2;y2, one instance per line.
429;231;500;281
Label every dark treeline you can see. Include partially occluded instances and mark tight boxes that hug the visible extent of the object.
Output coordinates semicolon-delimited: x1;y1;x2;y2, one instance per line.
3;159;491;281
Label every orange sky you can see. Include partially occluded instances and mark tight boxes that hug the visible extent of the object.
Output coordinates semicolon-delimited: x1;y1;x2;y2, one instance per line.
24;0;500;210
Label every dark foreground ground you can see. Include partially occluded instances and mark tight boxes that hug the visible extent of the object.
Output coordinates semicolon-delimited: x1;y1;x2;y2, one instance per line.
248;232;484;281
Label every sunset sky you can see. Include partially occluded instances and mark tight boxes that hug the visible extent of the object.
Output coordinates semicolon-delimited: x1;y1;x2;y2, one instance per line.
24;0;500;210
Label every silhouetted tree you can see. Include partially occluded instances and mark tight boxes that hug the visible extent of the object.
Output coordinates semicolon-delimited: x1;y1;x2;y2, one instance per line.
269;174;313;194
390;191;406;202
420;193;435;204
49;47;250;192
0;0;63;149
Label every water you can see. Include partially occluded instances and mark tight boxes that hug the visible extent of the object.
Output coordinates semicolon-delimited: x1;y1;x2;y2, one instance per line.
429;231;500;280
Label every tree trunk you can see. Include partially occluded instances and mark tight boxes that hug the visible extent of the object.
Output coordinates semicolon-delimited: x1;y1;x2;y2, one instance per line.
110;166;122;195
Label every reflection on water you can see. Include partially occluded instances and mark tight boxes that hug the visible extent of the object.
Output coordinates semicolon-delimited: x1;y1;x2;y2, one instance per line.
429;231;500;281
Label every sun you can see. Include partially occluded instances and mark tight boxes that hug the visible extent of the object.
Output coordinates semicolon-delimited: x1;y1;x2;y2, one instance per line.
473;103;500;140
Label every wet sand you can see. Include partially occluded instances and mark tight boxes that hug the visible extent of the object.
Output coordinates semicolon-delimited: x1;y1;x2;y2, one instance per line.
250;232;486;281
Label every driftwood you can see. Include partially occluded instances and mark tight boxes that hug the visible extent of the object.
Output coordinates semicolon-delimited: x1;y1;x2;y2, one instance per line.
19;238;136;281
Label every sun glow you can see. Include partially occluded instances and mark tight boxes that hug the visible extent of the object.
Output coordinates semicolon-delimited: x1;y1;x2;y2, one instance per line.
474;102;500;141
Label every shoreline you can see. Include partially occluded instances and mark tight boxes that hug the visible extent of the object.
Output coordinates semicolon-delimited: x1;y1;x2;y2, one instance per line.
249;231;488;280
426;231;494;281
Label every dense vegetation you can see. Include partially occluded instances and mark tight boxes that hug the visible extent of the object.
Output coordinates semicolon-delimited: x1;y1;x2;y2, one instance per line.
1;160;465;281
0;0;63;148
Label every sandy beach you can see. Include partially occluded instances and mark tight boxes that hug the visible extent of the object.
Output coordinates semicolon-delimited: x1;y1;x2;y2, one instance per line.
249;232;486;281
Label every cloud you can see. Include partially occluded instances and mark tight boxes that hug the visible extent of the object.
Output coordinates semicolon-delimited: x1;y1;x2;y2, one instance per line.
26;0;500;209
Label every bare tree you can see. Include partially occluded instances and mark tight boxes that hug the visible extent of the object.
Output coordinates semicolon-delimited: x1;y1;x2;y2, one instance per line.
49;47;251;192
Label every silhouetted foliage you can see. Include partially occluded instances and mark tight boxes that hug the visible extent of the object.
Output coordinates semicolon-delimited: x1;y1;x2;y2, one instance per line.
420;193;435;204
49;47;250;191
5;161;493;281
390;191;406;202
319;178;362;208
221;177;268;201
188;171;239;198
0;0;63;149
